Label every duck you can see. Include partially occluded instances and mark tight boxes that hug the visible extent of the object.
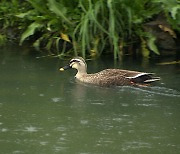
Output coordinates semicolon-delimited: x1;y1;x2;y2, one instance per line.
59;57;160;87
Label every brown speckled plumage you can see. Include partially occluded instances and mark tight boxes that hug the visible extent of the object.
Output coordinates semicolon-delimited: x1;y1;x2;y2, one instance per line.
60;57;160;87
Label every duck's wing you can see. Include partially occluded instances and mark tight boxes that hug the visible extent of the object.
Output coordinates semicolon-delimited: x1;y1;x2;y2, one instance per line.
97;74;131;86
98;69;147;77
97;69;127;76
91;69;130;86
98;69;160;84
124;71;160;84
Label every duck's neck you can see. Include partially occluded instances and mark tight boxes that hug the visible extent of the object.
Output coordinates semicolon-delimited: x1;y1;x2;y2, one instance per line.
75;68;87;79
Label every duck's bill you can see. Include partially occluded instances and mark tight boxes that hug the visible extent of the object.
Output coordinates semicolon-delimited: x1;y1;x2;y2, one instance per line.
59;65;71;71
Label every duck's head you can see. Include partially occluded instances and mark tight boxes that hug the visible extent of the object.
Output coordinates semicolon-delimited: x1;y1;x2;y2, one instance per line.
59;57;87;73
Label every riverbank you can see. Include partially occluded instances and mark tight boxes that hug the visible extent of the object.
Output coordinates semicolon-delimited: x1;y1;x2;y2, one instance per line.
0;0;179;59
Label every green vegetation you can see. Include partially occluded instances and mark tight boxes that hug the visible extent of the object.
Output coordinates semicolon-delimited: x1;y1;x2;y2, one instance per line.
0;0;179;59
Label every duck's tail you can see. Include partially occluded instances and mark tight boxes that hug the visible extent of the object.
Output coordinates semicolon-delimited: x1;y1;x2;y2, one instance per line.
126;73;160;84
143;77;161;83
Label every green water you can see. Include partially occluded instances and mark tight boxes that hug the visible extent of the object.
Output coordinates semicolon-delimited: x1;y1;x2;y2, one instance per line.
0;45;180;154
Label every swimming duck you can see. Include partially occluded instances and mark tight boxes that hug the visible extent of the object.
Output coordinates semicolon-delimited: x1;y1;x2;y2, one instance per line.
59;57;160;87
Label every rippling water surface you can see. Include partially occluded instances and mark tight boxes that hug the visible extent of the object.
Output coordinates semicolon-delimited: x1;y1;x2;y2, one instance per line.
0;45;180;153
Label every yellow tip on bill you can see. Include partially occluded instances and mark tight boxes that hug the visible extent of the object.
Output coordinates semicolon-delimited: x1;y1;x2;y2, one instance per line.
59;68;64;71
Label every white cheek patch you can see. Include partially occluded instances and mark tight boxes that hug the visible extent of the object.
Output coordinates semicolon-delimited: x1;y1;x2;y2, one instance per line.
71;63;78;69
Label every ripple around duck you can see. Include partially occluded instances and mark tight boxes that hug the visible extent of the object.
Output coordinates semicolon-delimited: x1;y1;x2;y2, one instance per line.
122;141;152;151
24;126;39;132
51;97;64;103
119;86;180;98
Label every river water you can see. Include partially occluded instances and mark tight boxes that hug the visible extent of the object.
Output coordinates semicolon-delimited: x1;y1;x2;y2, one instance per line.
0;45;180;154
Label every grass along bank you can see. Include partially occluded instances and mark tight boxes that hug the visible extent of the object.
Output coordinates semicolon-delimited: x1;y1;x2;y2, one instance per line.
0;0;179;59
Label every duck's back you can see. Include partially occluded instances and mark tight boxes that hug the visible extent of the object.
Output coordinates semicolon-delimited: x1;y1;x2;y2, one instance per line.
76;68;159;87
78;69;133;86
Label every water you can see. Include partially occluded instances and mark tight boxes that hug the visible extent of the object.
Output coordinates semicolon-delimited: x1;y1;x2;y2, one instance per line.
0;45;180;154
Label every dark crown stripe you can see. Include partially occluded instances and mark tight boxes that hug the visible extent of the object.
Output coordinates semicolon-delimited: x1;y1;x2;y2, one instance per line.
70;59;81;64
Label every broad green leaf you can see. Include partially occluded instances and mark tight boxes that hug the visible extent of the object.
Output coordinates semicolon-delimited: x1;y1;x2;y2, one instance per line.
147;35;160;55
20;22;42;45
33;39;40;51
15;10;33;18
171;5;180;19
28;0;47;14
48;0;72;25
33;36;43;51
